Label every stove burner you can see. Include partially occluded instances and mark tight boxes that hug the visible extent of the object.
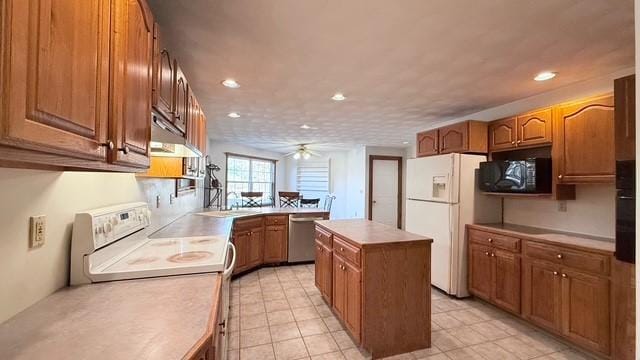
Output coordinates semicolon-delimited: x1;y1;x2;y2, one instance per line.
126;256;160;265
151;240;179;247
190;238;216;245
167;251;213;263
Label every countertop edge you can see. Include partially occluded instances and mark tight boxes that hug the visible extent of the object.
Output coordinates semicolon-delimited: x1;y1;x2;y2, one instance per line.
315;220;433;248
466;223;615;254
183;272;223;359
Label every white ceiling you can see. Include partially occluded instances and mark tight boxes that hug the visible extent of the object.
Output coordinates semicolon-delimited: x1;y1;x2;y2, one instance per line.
149;0;634;153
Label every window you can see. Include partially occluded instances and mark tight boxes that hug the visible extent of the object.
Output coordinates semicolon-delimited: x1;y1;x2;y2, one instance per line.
296;158;330;200
226;154;276;207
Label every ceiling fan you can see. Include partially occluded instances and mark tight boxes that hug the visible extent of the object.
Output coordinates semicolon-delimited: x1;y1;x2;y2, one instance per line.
285;144;321;160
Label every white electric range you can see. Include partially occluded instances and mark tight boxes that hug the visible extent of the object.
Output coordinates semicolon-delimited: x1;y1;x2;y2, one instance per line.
70;202;236;285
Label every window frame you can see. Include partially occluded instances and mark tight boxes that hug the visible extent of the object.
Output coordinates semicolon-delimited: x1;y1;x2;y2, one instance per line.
225;152;277;207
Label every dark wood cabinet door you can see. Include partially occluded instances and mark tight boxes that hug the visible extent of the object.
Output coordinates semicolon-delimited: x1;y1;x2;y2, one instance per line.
320;245;333;304
615;75;635;161
438;122;468;154
173;63;188;134
488;117;517;151
560;269;610;354
416;129;439;157
109;0;153;168
264;225;287;263
491;250;521;314
468;244;492;300
554;95;614;183
247;227;264;268
332;255;346;319
151;23;174;121
0;0;111;161
522;260;562;332
344;260;362;342
517;108;552;147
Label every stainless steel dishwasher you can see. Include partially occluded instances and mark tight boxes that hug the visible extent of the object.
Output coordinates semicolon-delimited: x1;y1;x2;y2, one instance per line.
288;214;326;262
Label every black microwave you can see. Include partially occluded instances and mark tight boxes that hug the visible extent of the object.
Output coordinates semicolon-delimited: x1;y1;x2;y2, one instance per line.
479;158;552;193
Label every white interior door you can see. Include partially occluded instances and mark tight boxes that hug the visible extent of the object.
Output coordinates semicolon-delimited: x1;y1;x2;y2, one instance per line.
371;159;399;227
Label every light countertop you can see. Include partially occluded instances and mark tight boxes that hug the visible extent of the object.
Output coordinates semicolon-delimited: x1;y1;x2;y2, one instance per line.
315;219;432;246
467;223;615;253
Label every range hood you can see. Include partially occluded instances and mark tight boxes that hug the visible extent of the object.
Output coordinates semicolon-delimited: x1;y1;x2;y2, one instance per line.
150;113;200;158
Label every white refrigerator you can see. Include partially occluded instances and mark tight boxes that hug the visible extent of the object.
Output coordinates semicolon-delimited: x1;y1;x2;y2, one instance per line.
406;153;501;297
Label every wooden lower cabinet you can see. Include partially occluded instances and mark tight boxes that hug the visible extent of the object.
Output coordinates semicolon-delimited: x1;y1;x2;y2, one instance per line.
522;259;562;332
315;224;431;358
560;269;610;354
468;244;493;300
315;241;333;303
469;225;615;357
264;224;287;263
246;227;264;268
232;231;250;273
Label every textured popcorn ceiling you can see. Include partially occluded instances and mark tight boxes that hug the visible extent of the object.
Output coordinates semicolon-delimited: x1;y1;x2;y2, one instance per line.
149;0;634;153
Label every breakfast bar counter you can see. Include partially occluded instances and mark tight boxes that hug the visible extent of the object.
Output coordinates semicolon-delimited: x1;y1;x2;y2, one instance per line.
313;219;433;359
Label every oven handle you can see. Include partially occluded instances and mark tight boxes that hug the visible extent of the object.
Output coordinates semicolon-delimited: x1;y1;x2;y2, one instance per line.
223;242;236;279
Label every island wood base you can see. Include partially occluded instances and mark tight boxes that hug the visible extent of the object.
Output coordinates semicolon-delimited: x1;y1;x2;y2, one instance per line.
314;220;432;359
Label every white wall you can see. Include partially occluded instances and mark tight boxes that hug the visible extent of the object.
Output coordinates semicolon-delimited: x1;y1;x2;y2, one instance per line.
207;140;286;207
0;169;203;323
503;185;616;238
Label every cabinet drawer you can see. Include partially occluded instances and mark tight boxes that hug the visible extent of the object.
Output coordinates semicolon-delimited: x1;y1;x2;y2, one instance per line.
315;227;333;247
524;241;610;275
234;217;263;230
265;215;288;226
333;236;361;267
469;229;520;252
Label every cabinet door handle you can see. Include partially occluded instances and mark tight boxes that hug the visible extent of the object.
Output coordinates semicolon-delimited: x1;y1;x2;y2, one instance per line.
490;253;496;257
553;271;558;276
219;320;226;328
487;238;493;243
102;140;115;150
517;140;521;144
558;174;563;180
119;145;130;154
511;141;516;145
556;254;563;259
561;273;568;278
340;247;345;251
484;251;490;256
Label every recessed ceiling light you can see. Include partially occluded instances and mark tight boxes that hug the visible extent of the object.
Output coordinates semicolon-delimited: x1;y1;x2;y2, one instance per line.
221;79;240;88
331;93;346;101
534;71;557;81
227;112;240;118
300;124;311;129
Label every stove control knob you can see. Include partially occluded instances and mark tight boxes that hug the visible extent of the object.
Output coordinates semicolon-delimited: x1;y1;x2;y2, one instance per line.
103;223;113;234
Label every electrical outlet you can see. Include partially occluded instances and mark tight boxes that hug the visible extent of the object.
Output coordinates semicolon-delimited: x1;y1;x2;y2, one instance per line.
29;215;46;249
169;193;175;205
156;195;161;208
558;201;567;212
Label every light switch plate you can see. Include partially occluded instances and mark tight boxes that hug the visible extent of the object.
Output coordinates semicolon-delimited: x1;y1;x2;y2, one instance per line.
29;215;46;249
558;201;567;212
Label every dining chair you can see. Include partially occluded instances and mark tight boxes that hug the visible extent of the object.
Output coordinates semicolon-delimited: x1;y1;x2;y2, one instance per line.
241;192;263;207
279;191;301;208
323;195;336;212
300;198;320;208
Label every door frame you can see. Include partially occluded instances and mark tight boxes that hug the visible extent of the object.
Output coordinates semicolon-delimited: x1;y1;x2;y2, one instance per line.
368;155;403;229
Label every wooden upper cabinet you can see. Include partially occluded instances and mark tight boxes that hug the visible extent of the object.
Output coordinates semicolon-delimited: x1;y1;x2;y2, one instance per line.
615;75;635;161
439;122;468;154
488;117;517;151
416;129;438;157
554;95;615;184
173;63;188;134
439;121;487;154
523;260;562;332
109;0;153;169
517;108;552;147
0;0;111;161
151;23;174;122
560;269;610;354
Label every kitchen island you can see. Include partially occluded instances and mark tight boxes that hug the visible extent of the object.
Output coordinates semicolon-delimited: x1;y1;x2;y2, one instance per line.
314;219;433;359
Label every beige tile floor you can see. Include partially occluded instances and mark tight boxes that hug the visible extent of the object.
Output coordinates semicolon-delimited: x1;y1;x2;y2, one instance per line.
228;264;598;360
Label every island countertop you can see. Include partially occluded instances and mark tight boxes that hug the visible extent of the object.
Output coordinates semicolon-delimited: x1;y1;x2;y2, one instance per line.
0;274;221;360
315;218;432;247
